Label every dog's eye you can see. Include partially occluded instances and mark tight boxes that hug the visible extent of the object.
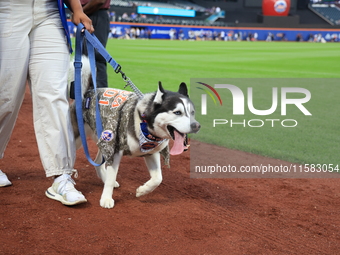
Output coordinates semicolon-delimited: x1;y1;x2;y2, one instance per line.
174;111;182;115
191;111;195;115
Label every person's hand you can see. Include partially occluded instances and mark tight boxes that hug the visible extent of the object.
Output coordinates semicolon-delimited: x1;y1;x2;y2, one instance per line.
72;13;94;33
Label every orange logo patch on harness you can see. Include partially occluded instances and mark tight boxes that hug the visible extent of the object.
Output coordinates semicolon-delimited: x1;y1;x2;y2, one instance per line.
99;89;131;108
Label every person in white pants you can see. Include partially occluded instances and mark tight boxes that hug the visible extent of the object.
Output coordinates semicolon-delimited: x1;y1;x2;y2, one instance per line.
0;0;94;205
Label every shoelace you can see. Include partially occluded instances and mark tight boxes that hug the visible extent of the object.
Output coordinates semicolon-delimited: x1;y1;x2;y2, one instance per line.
57;170;78;195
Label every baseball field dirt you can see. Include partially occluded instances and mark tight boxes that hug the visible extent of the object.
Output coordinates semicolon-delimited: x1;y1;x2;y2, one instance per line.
1;88;339;254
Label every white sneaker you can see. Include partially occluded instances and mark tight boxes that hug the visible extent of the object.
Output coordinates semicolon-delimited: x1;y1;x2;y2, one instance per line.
45;173;87;206
0;170;12;187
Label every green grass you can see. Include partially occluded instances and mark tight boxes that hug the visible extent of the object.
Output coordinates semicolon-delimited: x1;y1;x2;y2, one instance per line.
97;39;340;165
104;40;340;93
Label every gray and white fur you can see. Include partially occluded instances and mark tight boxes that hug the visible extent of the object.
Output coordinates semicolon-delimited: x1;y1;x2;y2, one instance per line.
69;58;200;208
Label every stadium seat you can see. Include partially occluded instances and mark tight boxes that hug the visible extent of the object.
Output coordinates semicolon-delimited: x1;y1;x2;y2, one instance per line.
309;4;340;25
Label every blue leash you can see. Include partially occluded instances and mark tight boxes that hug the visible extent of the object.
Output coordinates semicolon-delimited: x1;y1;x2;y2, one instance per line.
74;24;103;166
74;23;143;166
79;24;144;98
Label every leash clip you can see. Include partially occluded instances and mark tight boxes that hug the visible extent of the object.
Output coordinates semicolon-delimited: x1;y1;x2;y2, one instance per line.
119;70;127;81
114;64;122;74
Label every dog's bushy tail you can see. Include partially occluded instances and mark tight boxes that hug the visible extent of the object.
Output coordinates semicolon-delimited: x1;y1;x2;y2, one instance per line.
68;56;92;99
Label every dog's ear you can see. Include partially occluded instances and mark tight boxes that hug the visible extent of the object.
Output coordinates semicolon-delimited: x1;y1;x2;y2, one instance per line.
178;82;189;97
154;81;165;104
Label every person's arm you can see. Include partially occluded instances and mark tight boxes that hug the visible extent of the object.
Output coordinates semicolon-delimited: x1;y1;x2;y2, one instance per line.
67;0;94;33
82;0;107;16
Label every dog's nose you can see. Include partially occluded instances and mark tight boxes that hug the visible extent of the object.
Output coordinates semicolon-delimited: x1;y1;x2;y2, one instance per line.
191;122;201;133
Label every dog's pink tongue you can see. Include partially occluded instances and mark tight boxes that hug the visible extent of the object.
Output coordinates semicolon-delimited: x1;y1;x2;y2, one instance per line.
170;131;185;155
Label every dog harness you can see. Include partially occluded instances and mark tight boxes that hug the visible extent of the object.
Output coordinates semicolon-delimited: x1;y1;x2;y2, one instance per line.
83;88;169;166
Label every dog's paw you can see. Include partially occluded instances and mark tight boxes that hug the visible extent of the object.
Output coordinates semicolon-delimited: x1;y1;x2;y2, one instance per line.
114;181;120;188
136;186;150;197
100;198;115;209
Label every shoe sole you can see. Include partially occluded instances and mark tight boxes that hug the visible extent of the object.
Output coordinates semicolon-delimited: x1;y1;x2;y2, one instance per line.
0;173;12;187
0;182;12;187
45;187;87;206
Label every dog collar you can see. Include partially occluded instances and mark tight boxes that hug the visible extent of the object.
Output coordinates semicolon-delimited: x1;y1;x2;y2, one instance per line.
139;122;167;152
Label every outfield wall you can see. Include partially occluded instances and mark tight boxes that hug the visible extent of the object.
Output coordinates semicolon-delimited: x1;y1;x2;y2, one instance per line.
68;21;340;42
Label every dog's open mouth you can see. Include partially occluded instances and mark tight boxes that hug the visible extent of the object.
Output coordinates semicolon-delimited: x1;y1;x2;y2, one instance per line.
167;126;188;155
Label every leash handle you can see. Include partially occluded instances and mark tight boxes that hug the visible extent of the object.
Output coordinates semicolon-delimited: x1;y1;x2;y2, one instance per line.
74;24;103;167
86;39;104;139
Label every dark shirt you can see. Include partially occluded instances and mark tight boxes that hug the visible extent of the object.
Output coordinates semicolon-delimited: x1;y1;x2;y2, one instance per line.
80;0;110;9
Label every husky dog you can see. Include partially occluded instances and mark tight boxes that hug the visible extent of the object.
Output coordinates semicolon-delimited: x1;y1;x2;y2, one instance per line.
70;60;200;208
